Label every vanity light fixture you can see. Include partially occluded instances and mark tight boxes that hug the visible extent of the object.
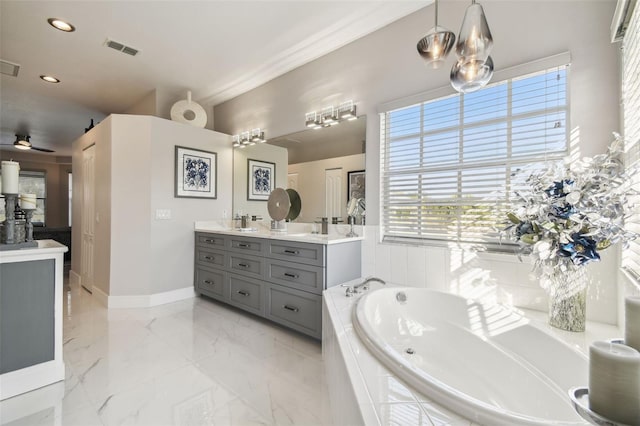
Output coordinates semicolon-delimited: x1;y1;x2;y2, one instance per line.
232;129;266;149
40;75;60;83
305;112;322;129
321;106;338;126
250;128;266;143
47;18;75;32
305;100;357;129
338;100;357;121
232;135;242;148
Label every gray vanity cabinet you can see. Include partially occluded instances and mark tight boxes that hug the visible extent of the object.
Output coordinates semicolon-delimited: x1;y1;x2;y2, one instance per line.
194;231;361;339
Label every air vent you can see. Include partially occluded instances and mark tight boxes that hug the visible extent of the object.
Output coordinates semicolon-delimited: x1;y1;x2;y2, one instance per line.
1;60;20;77
104;39;139;57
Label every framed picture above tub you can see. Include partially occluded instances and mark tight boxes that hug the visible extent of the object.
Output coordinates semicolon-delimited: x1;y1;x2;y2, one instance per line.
247;159;276;201
174;146;217;199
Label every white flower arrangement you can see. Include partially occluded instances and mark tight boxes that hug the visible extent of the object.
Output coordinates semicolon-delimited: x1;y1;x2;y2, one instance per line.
502;133;638;293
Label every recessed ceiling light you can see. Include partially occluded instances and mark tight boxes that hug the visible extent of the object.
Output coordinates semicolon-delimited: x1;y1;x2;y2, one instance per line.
40;75;60;83
47;18;75;32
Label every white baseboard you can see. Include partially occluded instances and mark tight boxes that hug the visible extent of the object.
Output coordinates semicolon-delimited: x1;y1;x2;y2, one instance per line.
92;285;109;307
69;270;81;288
92;286;196;309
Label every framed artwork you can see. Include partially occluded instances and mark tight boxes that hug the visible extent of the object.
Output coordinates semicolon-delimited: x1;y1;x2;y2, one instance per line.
175;146;217;199
347;170;365;201
247;159;275;201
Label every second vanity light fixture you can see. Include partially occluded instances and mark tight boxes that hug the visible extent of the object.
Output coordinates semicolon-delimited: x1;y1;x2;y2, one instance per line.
232;128;266;148
416;0;494;93
305;100;357;129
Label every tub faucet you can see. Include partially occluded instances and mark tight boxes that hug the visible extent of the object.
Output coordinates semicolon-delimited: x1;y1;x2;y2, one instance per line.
342;276;386;297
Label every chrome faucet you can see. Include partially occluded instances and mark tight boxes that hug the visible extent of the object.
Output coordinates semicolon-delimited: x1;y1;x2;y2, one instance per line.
342;276;386;297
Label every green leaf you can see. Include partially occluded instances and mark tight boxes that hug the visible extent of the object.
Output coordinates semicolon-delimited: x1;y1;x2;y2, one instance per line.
507;213;521;224
520;234;539;244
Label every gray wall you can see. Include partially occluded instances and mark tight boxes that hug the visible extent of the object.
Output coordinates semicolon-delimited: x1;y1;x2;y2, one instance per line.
212;1;620;226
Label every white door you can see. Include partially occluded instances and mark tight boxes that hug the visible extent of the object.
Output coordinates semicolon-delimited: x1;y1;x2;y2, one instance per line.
325;168;342;220
80;145;95;293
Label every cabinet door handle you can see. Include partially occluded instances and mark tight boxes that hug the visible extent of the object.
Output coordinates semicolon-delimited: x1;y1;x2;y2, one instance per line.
203;280;214;285
283;249;299;255
238;243;250;248
238;263;249;268
283;305;299;313
237;290;250;297
283;272;299;279
204;256;214;261
204;239;215;243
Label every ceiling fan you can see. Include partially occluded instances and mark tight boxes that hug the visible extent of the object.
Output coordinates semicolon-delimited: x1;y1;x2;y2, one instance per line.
0;135;55;153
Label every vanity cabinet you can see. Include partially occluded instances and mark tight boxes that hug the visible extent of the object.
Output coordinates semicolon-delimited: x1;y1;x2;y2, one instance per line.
194;232;361;339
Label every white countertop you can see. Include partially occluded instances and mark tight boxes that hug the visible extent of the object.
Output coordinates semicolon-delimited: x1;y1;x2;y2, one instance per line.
323;281;622;426
194;221;364;245
0;240;68;261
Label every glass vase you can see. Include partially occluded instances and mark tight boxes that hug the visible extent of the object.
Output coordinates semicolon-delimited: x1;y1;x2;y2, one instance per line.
546;267;587;332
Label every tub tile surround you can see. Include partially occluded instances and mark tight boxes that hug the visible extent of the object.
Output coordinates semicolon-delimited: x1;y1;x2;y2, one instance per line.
1;279;331;426
360;225;621;325
323;281;623;425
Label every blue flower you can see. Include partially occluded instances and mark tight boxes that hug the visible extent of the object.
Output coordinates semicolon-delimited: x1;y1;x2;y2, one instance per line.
557;233;600;266
549;203;575;219
515;221;534;238
545;180;574;199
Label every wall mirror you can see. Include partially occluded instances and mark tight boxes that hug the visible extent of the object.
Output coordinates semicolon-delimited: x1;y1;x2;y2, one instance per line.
232;116;366;224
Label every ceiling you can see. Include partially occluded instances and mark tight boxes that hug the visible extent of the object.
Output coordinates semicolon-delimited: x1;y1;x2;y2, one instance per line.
0;1;428;156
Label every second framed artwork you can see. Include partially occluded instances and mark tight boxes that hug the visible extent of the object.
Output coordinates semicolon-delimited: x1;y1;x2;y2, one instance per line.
347;170;365;201
247;159;276;201
175;146;217;199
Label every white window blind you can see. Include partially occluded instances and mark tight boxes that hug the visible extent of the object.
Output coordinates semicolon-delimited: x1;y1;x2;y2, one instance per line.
622;3;640;280
380;65;569;246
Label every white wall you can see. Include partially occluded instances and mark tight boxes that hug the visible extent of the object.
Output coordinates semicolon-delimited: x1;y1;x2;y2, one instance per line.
213;1;623;324
288;153;365;223
233;143;288;221
72;114;232;298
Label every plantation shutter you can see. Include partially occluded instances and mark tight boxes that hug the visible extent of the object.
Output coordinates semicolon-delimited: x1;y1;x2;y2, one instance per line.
622;3;640;280
380;61;569;246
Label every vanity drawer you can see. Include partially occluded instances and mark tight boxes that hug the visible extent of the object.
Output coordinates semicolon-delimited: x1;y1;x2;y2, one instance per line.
228;274;264;316
266;260;324;294
228;236;264;254
195;266;227;301
266;285;321;339
196;233;226;248
267;241;325;267
196;248;226;269
229;253;264;278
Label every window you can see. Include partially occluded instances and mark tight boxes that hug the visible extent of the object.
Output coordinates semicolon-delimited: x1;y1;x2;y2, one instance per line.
380;63;569;246
622;4;640;280
0;170;46;225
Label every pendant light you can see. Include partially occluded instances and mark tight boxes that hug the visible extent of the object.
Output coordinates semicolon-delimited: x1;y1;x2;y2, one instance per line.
416;0;456;69
450;0;494;93
455;0;493;65
450;55;494;93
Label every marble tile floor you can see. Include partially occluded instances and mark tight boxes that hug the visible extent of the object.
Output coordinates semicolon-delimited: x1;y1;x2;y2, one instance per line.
1;281;331;426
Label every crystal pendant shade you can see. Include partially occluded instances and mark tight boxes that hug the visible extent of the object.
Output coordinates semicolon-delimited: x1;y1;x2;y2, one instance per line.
416;0;455;69
417;26;456;69
455;1;493;63
450;55;494;93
